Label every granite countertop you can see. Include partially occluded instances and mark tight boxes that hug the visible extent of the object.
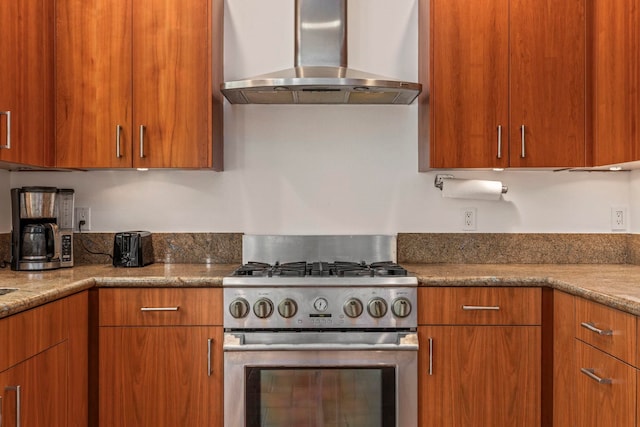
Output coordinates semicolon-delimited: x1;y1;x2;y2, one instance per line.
2;263;640;319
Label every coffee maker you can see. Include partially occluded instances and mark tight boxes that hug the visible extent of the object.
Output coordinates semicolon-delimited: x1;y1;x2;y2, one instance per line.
10;187;75;271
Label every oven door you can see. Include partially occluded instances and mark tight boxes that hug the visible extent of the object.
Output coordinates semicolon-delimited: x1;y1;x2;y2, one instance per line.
223;331;418;427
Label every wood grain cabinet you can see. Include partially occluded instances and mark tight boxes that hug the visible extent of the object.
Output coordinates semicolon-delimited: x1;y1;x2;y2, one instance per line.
573;297;637;427
419;0;587;169
98;288;223;427
55;0;223;170
0;0;54;168
590;0;640;166
0;292;88;427
418;287;541;427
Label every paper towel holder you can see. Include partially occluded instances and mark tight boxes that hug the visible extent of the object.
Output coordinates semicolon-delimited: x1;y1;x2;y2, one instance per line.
434;174;508;194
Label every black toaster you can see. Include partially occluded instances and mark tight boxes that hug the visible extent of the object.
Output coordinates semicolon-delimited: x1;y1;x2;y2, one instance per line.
113;231;154;267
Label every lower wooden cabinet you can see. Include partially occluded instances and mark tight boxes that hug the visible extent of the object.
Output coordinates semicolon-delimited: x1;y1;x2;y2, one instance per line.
419;326;540;426
0;342;68;426
418;287;541;427
98;288;223;427
575;341;636;427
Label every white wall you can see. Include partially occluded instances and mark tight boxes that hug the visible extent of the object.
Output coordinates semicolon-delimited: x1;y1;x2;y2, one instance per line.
0;0;634;234
0;170;9;231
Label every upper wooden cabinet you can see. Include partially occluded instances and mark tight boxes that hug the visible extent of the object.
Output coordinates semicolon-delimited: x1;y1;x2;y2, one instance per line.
0;0;54;168
55;0;223;170
420;0;587;169
591;0;640;166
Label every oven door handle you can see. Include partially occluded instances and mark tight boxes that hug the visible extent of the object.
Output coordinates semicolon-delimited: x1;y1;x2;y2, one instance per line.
223;332;419;352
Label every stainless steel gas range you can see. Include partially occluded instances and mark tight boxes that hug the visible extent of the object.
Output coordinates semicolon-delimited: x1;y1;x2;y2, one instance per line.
223;235;418;427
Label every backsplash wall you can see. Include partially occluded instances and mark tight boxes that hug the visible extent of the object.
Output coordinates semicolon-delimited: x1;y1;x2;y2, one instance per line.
0;0;636;235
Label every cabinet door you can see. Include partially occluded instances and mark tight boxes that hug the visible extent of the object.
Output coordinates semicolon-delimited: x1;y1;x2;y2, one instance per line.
575;341;636;427
428;0;509;169
509;0;587;167
132;0;213;168
419;326;540;427
591;0;640;166
0;343;68;427
56;0;133;168
99;326;223;427
0;0;54;167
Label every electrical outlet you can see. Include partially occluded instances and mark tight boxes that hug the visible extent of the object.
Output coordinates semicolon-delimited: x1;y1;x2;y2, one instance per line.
611;206;627;231
463;208;477;231
75;207;91;231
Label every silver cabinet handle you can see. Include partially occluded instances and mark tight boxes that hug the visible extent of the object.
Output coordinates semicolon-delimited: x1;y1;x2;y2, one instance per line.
4;386;20;427
462;305;500;311
116;125;123;158
581;368;612;385
580;322;613;336
140;307;180;312
497;125;502;159
428;337;433;376
207;338;214;377
0;111;10;149
139;125;146;158
520;124;526;158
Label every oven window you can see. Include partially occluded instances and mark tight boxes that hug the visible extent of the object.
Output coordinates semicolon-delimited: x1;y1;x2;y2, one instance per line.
245;366;396;427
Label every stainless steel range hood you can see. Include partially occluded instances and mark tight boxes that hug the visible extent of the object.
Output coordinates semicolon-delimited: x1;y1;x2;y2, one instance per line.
221;0;422;105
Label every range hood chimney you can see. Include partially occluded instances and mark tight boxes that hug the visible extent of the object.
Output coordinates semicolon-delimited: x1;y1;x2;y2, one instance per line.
221;0;422;105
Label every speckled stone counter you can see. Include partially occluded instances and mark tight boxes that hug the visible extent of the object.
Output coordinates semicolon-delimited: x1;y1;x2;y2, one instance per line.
408;264;640;316
3;262;640;320
0;263;237;319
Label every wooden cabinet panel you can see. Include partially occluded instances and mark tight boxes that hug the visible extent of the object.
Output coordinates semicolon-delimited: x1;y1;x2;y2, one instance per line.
552;291;576;427
0;298;67;372
575;297;637;365
132;0;213;168
55;0;223;170
419;287;541;325
419;326;540;427
509;0;587;167
591;0;640;166
0;342;68;427
0;0;54;167
99;288;223;326
99;326;223;427
55;0;133;168
67;291;89;427
575;341;636;427
428;0;509;169
420;0;587;169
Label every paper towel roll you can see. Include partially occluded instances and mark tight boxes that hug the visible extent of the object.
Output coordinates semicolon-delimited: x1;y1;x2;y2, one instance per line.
441;179;505;200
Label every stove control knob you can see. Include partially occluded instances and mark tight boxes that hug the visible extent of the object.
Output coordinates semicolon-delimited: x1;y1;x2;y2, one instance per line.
367;297;388;318
229;298;250;319
278;298;298;318
343;298;364;318
391;297;412;318
253;298;274;319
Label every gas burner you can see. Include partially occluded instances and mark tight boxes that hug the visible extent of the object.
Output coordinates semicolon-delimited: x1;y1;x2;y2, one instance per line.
230;260;409;278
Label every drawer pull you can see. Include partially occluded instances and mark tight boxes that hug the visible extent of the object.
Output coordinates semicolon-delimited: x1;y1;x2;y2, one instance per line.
581;368;612;385
4;385;21;427
207;338;214;377
428;337;433;376
140;307;180;312
580;322;613;336
462;305;500;311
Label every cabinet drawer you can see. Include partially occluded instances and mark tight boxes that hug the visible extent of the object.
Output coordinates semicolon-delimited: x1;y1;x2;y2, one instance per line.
418;287;541;325
575;341;636;427
575;297;636;365
99;288;222;326
0;298;67;372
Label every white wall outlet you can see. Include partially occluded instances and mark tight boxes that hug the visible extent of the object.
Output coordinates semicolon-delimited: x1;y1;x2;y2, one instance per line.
610;206;627;231
463;208;477;231
75;207;91;232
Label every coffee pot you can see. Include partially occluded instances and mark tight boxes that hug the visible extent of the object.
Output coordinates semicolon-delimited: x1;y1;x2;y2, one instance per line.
10;187;74;271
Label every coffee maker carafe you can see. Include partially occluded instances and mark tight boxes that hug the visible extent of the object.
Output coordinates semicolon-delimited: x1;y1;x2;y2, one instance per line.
10;187;75;271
